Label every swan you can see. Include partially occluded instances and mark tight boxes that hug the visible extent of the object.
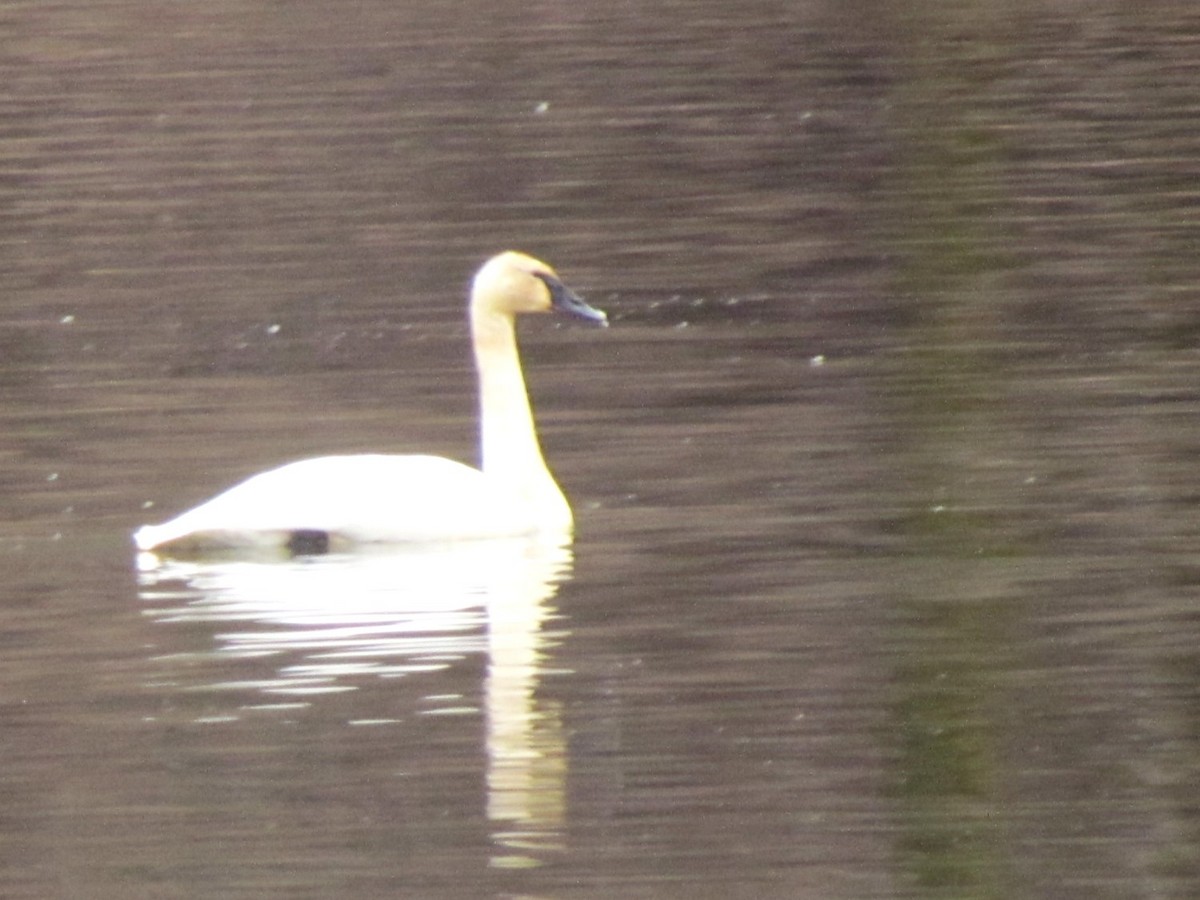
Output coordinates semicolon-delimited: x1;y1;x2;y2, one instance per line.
134;251;606;556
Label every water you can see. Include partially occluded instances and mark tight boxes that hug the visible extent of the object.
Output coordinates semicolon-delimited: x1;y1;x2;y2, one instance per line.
2;1;1200;897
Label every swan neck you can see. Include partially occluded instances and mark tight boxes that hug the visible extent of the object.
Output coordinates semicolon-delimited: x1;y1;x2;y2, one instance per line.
471;309;570;527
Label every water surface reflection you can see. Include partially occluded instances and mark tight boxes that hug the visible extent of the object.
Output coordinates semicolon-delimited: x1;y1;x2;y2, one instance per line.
138;538;572;867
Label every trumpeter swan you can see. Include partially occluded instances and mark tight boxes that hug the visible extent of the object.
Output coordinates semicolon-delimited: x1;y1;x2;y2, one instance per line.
135;251;606;556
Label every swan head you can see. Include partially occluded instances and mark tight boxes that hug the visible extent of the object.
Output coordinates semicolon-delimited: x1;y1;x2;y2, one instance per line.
472;251;607;326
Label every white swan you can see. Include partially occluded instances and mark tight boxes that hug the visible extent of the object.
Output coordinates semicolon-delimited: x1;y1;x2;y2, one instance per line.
135;251;606;556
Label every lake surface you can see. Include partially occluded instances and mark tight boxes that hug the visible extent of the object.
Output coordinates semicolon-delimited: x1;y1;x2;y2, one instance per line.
2;1;1199;897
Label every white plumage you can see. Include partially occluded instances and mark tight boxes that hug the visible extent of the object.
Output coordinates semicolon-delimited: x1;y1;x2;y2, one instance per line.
135;251;605;557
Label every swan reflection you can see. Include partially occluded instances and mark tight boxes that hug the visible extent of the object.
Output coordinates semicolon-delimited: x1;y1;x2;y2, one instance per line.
137;537;572;865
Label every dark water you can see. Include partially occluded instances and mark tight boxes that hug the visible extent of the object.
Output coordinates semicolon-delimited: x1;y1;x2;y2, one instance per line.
3;1;1200;897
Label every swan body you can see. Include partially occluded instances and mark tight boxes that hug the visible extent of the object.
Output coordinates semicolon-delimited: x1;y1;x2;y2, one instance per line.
135;251;606;556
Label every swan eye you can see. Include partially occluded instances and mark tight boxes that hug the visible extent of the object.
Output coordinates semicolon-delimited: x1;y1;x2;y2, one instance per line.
531;271;566;305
